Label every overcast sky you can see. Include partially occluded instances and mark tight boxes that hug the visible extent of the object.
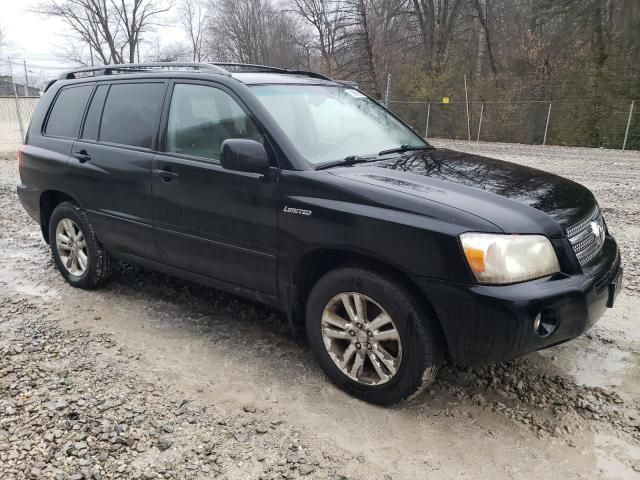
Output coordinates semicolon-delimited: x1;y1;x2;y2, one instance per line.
0;0;183;88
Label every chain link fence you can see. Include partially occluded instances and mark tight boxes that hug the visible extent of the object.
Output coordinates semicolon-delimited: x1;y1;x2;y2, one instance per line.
389;100;640;151
0;97;40;154
1;95;639;153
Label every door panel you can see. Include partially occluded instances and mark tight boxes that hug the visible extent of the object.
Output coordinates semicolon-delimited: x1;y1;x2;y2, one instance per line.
152;155;278;295
152;81;278;296
69;141;157;258
66;81;167;260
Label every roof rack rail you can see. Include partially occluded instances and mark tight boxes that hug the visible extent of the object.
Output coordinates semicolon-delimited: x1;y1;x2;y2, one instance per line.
210;62;334;82
58;62;230;80
211;62;289;73
57;61;334;83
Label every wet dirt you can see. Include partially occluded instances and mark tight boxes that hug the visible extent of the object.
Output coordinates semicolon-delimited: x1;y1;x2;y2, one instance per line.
1;141;640;479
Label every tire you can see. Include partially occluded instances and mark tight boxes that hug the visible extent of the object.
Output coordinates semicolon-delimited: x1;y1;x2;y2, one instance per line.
48;202;112;289
306;267;443;405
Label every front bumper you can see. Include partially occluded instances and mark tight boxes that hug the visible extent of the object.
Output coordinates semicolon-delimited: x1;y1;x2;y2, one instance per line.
416;235;621;366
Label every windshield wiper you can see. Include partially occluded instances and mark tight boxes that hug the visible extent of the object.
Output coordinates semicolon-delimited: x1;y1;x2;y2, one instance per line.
378;144;432;156
315;155;377;170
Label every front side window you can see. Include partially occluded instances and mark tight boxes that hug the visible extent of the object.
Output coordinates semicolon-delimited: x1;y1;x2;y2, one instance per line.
166;83;261;161
251;85;427;165
100;83;165;148
45;85;93;138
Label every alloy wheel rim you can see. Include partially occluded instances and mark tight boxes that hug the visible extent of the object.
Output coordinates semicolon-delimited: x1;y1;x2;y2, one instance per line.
55;218;88;277
321;292;402;385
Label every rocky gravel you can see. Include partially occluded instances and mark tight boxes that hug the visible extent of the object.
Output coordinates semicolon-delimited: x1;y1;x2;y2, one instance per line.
0;299;370;480
431;360;639;441
2;142;640;479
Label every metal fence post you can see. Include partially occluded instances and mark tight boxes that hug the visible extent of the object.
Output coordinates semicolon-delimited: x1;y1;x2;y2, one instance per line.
543;102;552;146
477;103;484;142
425;103;431;138
464;75;471;141
384;74;391;107
23;60;30;97
623;100;635;151
8;59;26;142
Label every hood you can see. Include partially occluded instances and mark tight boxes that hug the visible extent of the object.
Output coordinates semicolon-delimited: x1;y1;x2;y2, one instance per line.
329;148;596;234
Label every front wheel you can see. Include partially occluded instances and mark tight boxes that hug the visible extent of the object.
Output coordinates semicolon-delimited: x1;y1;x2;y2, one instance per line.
49;202;112;289
306;267;443;405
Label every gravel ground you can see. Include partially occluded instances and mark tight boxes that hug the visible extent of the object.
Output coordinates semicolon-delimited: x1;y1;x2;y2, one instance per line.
1;141;640;479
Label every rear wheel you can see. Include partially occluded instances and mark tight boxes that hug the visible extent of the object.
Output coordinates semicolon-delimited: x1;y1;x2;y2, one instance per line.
306;267;442;404
49;202;112;289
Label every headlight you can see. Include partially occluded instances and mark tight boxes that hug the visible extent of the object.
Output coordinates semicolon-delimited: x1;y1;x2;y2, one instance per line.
460;233;560;284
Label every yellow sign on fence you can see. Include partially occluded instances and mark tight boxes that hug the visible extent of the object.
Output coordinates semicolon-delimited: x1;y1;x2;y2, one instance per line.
442;97;450;104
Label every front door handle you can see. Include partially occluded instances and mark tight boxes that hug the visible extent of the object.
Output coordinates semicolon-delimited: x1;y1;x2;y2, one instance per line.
153;168;179;182
73;150;91;163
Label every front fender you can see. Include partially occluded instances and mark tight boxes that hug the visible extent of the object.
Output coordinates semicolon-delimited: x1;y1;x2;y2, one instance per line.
277;170;501;289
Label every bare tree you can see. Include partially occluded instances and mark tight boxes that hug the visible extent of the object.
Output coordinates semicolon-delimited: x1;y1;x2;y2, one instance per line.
36;0;173;64
179;0;208;61
28;0;640;147
264;12;310;68
339;0;381;97
154;40;191;61
206;0;307;67
409;0;464;68
116;0;175;63
208;0;270;63
287;0;347;74
369;0;414;69
472;0;498;78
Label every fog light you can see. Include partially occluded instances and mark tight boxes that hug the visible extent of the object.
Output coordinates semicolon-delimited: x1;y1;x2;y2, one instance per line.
533;308;558;337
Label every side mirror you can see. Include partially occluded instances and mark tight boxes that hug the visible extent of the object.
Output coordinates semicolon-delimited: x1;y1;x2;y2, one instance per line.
220;139;270;174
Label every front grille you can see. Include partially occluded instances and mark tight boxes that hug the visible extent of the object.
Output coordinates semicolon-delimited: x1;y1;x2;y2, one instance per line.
567;206;606;267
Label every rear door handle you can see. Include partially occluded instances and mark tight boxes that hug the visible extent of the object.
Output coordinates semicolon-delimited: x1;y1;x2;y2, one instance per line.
153;168;179;182
73;150;91;163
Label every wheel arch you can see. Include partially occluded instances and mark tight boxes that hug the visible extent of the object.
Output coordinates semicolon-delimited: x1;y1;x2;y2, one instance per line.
290;248;448;352
39;190;78;243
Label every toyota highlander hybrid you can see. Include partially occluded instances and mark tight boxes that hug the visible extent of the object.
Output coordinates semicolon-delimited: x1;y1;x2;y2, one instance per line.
17;62;623;404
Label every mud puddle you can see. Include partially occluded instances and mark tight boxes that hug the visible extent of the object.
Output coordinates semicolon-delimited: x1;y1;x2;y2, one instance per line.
534;338;640;397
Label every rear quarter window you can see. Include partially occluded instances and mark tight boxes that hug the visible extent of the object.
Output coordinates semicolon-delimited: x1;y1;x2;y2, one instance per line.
99;83;165;149
44;85;94;138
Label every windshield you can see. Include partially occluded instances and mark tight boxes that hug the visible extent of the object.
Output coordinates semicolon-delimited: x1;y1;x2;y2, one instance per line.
251;85;428;165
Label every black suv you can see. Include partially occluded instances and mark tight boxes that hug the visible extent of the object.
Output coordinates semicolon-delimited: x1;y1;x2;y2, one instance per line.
17;63;622;404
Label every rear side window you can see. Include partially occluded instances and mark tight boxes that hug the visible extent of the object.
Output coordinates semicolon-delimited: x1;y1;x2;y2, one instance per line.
81;84;108;141
99;83;165;149
45;85;93;138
